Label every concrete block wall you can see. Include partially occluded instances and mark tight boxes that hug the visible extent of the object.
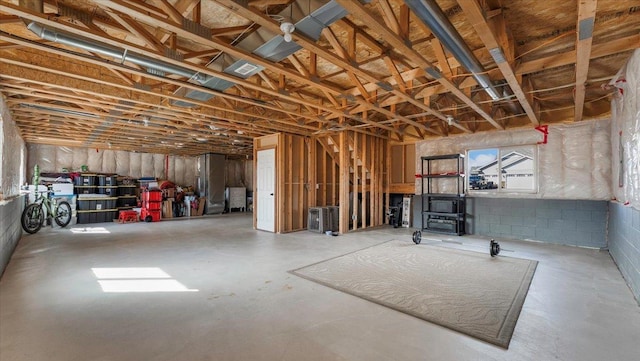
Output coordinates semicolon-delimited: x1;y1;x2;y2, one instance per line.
608;202;640;304
0;196;24;277
466;197;608;248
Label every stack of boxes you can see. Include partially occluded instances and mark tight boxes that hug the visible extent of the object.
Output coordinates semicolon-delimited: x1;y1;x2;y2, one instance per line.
141;189;162;222
76;196;118;224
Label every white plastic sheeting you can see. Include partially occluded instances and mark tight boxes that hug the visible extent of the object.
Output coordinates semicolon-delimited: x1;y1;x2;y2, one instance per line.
0;95;27;199
611;49;640;210
27;144;198;187
415;119;611;199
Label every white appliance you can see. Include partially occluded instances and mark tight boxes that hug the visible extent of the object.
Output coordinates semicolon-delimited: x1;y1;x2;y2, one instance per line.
401;196;412;228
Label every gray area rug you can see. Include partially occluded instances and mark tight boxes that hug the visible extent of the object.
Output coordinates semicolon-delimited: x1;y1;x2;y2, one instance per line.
291;240;537;348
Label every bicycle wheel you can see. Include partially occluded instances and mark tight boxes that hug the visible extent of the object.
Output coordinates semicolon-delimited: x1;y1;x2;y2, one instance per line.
21;203;44;234
54;201;72;227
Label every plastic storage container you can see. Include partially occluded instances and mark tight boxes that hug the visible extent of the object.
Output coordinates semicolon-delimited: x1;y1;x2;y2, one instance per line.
141;208;161;222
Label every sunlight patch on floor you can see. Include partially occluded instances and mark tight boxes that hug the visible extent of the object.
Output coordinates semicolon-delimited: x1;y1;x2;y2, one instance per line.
91;267;198;293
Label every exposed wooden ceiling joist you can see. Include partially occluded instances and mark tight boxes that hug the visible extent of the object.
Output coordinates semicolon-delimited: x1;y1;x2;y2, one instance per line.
0;0;635;155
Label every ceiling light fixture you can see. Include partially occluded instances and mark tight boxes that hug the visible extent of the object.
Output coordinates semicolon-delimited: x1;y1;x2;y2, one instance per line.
280;21;295;42
446;115;454;126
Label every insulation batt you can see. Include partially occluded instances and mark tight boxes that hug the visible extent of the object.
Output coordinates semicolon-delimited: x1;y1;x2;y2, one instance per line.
415;119;612;200
611;49;640;209
26;145;198;187
0;95;27;198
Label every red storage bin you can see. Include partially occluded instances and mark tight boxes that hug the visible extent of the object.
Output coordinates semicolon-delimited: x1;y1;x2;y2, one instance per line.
141;208;161;222
142;201;162;210
141;189;162;202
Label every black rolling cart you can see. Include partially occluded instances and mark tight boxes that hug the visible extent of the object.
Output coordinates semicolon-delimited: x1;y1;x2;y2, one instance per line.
411;153;501;257
419;154;466;236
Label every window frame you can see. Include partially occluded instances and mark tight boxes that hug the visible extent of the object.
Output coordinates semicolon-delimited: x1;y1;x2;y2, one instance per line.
466;145;538;195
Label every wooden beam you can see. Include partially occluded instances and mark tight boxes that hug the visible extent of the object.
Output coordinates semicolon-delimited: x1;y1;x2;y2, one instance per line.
574;0;598;121
109;12;166;52
515;34;640;75
334;0;503;130
248;0;290;6
0;59;316;136
211;25;253;37
383;56;408;93
353;130;359;230
431;38;453;77
150;0;184;24
287;54;311;78
212;0;447;134
377;0;400;35
458;0;539;126
339;131;350;234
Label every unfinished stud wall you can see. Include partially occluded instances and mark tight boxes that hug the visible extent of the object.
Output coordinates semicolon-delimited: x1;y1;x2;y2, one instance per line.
609;48;640;305
281;134;313;232
253;133;313;233
314;135;339;207
388;143;415;194
337;131;387;234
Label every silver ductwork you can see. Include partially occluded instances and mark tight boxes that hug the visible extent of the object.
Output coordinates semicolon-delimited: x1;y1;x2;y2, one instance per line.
173;0;356;106
404;0;502;100
27;22;206;82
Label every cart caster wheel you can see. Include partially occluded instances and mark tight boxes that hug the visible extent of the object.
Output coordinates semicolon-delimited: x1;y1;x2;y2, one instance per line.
490;239;500;257
412;230;422;245
144;215;152;223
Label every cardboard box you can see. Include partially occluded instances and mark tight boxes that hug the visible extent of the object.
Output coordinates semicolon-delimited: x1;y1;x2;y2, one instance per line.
196;197;206;216
163;188;175;199
52;183;74;196
163;200;173;218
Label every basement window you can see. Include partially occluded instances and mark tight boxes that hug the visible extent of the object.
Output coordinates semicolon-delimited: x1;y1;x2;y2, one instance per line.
91;267;198;293
467;146;537;193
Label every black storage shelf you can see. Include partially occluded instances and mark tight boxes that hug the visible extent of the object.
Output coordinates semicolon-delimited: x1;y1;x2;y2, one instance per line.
419;174;463;178
424;193;465;198
420;154;466;236
424;211;465;219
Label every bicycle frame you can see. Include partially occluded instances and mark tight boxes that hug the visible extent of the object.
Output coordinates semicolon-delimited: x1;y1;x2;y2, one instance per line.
31;190;57;220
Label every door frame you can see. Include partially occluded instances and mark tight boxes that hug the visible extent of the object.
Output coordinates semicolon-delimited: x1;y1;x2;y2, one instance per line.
255;146;277;232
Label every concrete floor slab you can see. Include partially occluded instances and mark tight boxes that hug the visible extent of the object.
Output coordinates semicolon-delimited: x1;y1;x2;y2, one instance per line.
1;214;639;360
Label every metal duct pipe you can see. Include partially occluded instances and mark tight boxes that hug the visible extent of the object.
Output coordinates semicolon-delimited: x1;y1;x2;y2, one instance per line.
404;0;502;100
26;22;206;82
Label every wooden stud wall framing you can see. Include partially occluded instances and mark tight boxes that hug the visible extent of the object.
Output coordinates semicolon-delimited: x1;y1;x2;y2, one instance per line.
335;130;387;233
255;131;387;234
254;132;312;234
314;136;339;207
280;134;313;233
339;132;350;234
388;143;416;194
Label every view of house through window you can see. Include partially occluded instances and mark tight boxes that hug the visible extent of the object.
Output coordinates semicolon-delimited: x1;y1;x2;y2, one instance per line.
467;146;537;193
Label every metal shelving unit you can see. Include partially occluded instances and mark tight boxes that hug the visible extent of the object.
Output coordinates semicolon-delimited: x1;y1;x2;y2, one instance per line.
419;154;466;236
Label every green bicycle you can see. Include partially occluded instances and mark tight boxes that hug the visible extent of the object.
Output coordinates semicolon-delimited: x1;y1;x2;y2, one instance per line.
21;189;72;234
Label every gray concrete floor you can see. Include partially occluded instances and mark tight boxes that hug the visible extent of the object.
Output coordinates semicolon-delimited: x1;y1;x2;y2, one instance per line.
1;213;639;361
